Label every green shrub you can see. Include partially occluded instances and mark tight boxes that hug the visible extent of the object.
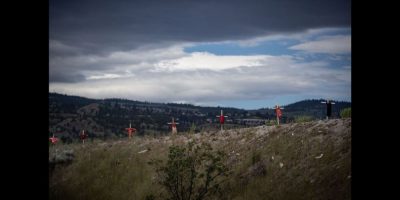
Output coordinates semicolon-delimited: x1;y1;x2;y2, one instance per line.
294;115;314;123
340;107;351;118
145;194;156;200
189;123;196;135
251;151;261;165
150;142;230;200
265;120;276;126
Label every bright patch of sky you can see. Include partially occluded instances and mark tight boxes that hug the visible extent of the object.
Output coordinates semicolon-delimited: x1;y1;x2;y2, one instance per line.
179;28;351;109
185;39;299;56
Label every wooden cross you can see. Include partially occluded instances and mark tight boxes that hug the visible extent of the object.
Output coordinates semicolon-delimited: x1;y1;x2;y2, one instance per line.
216;109;228;131
274;105;284;125
49;134;58;145
321;99;335;119
80;129;88;144
167;117;179;135
125;122;136;139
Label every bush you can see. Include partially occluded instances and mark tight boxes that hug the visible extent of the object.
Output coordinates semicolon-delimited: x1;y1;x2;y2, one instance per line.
189;123;196;135
150;142;230;200
294;115;314;123
340;107;351;118
251;151;261;165
145;194;156;200
265;120;276;126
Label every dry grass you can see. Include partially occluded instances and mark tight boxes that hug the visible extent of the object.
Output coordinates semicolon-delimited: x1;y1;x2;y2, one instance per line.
50;119;351;200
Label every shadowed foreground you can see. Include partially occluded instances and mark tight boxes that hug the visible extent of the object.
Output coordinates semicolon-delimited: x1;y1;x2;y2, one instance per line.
50;119;351;200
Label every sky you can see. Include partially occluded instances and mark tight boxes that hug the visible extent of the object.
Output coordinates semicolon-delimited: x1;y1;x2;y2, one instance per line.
49;0;351;109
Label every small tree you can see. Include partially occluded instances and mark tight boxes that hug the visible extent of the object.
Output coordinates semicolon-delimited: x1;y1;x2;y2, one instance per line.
189;123;196;135
340;107;351;118
150;142;230;200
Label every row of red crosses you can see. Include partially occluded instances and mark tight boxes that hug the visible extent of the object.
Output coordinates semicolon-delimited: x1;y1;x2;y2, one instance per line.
215;107;283;129
49;122;137;145
49;130;88;145
49;107;285;145
215;107;283;131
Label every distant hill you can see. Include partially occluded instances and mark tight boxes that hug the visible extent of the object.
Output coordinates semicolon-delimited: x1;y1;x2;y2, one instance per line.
251;99;351;122
49;93;351;142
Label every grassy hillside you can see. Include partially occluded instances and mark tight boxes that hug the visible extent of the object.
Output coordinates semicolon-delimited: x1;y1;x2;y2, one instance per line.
49;118;351;200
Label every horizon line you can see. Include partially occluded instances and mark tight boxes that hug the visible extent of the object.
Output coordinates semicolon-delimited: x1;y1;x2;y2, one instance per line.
49;92;351;111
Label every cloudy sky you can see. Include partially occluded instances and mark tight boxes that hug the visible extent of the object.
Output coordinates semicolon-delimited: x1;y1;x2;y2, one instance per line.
49;0;351;109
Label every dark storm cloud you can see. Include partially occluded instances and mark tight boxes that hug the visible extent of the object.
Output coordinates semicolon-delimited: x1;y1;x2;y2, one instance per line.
50;0;350;55
49;72;86;83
